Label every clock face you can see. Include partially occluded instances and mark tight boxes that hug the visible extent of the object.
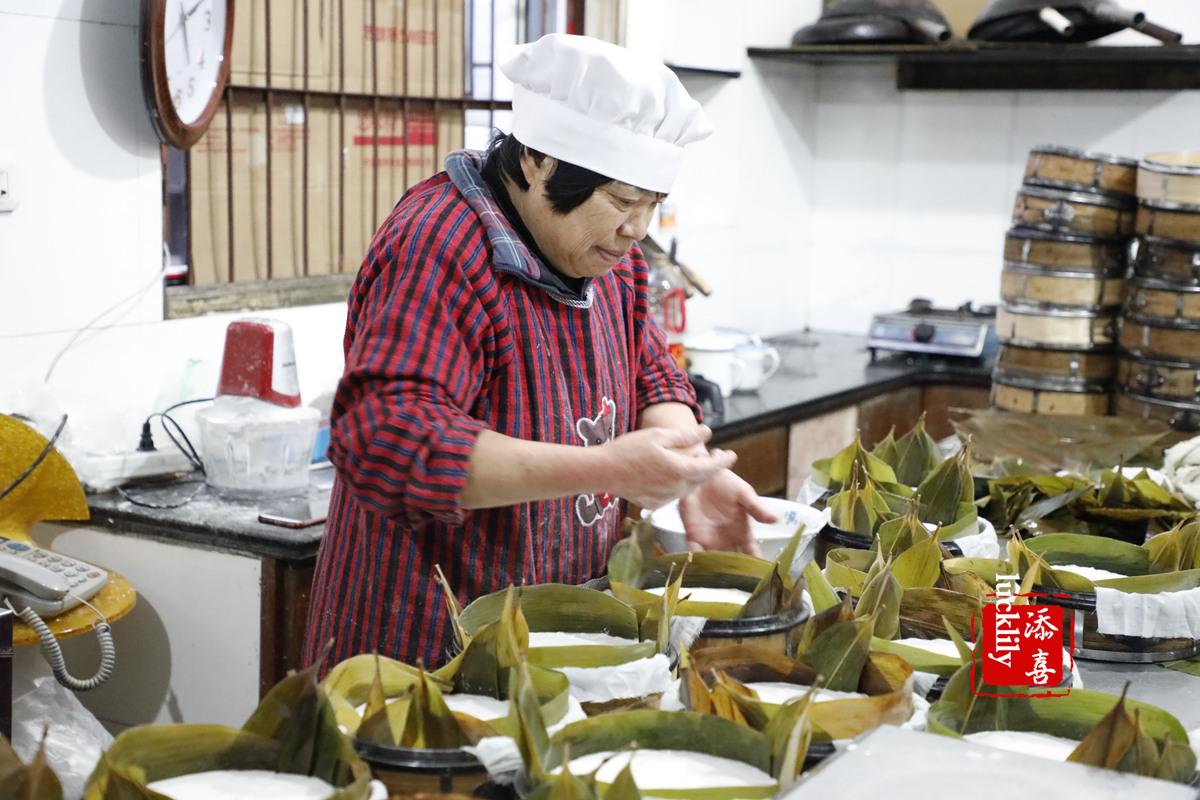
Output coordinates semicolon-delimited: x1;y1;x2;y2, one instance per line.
161;0;229;125
142;0;233;148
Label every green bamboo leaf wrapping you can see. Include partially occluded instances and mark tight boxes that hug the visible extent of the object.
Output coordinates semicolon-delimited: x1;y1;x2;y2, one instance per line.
916;448;973;526
0;739;64;800
891;535;942;589
797;617;873;693
892;413;944;487
869;637;962;676
871;428;898;467
802;560;839;613
824;548;874;598
604;765;644;800
1145;520;1200;573
511;661;551;784
459;584;640;640
828;480;878;536
1112;711;1163;778
829;433;898;488
898;588;981;640
761;693;815;785
855;562;902;639
525;768;600;800
1093;568;1200;594
399;668;473;750
1067;687;1140;770
1156;732;1197;783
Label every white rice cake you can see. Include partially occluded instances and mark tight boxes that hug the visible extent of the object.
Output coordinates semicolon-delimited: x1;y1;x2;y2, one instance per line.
146;770;336;800
555;749;775;791
527;631;640;648
744;682;867;705
643;585;752;606
1053;564;1126;582
964;730;1081;761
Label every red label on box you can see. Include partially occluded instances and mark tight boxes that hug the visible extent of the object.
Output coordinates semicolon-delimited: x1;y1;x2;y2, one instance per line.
979;601;1066;693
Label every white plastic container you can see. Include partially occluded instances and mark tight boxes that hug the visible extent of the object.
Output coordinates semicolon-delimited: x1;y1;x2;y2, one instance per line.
196;396;320;499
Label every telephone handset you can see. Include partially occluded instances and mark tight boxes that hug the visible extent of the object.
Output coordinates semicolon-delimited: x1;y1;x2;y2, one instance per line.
0;535;115;691
0;536;108;616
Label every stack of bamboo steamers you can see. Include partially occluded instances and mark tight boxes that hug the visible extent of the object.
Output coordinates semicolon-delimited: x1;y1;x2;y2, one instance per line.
1114;153;1200;434
992;145;1138;415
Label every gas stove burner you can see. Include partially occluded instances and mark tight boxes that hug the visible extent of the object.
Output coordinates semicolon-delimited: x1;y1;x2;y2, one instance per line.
905;298;998;319
869;300;999;361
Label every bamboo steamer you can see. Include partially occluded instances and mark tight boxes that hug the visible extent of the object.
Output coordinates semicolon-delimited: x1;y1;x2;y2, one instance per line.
1118;317;1200;363
1000;263;1124;309
1132;235;1200;285
1012;185;1136;237
996;343;1117;382
1119;277;1200;362
1112;389;1200;439
995;303;1117;349
1123;275;1200;322
1136;151;1200;209
1025;145;1139;197
991;370;1112;415
1116;355;1200;402
1136;204;1200;245
1003;226;1128;272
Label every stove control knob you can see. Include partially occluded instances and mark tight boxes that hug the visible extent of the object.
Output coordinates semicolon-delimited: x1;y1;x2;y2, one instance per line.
912;322;936;343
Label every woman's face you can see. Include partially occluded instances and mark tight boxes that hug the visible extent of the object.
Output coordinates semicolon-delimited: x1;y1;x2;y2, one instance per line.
519;154;665;279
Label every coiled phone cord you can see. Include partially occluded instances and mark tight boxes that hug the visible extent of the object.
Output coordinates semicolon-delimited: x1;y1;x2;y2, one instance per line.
6;598;116;691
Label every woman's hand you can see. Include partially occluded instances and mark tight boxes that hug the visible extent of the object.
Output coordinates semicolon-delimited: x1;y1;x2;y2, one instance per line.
678;469;777;557
602;425;737;511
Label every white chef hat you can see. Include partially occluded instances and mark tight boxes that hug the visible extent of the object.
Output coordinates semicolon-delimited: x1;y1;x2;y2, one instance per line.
500;33;713;194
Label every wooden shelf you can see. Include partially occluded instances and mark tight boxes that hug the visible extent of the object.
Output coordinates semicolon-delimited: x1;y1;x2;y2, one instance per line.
746;43;1200;90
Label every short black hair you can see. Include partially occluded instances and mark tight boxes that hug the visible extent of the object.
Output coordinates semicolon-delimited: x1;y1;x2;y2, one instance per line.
481;131;612;215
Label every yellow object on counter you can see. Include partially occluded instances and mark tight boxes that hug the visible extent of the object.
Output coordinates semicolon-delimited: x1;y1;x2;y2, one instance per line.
0;413;89;542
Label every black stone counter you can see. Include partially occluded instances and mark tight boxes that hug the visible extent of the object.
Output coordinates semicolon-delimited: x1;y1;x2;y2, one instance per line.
707;330;993;441
84;331;994;562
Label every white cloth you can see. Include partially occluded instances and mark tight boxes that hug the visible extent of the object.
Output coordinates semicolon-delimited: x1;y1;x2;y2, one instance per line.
1094;585;1200;638
500;33;713;193
1162;435;1200;507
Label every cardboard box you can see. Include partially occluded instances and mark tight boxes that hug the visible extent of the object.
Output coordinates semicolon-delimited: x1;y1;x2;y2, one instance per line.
933;0;990;38
192;101;464;283
190;101;327;283
341;103;465;272
342;0;466;97
230;1;339;91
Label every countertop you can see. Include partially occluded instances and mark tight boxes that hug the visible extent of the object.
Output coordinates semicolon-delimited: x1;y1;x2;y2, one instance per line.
83;331;993;562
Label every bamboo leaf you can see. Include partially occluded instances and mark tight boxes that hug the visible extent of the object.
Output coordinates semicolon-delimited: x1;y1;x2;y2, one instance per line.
802;560;839;613
797;617;873;693
892;413;944;487
854;562;902;639
891;534;942;589
1067;685;1139;770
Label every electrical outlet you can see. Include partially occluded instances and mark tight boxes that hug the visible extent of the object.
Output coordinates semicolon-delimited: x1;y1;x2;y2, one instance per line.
75;448;196;491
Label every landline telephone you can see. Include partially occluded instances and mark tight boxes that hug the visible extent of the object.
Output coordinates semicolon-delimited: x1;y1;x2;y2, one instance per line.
0;535;115;691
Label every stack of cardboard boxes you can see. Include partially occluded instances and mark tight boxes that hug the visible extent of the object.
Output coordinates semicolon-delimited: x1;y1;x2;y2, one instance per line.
191;0;466;284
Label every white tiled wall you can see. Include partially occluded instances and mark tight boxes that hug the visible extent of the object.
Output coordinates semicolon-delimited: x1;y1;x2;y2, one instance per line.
649;0;1200;339
4;0;1200;445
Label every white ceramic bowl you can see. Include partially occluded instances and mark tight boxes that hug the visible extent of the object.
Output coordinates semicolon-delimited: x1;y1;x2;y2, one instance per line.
646;497;827;559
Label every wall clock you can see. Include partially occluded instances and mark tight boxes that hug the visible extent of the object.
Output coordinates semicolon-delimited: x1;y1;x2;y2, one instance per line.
141;0;234;149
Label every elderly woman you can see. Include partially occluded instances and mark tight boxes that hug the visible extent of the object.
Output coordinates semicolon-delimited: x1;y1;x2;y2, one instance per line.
303;33;776;669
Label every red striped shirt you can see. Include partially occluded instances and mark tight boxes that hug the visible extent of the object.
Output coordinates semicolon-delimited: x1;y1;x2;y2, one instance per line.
302;151;697;669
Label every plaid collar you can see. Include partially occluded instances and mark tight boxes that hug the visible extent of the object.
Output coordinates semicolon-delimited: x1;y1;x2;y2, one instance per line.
445;150;594;309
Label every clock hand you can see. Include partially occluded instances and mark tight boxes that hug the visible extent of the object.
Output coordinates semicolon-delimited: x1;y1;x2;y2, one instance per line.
177;2;191;63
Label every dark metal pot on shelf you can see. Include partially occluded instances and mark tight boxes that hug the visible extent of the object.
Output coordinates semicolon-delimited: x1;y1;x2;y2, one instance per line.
792;0;952;45
967;0;1182;43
